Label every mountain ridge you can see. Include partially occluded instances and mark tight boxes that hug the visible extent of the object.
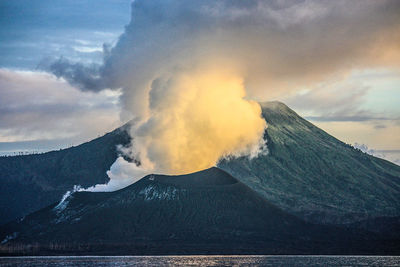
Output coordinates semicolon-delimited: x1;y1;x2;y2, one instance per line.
0;101;399;226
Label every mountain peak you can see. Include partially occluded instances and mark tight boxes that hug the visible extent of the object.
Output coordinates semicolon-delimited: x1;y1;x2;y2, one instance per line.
260;101;293;114
257;101;307;129
260;100;288;108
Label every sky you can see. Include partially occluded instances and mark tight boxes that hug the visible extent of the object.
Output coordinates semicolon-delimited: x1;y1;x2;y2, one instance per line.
0;0;130;153
0;0;399;165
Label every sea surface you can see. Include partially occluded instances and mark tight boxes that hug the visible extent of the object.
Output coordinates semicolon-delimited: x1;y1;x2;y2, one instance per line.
0;255;399;267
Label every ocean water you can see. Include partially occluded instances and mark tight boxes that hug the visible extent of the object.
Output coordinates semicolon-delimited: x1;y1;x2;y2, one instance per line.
0;255;399;267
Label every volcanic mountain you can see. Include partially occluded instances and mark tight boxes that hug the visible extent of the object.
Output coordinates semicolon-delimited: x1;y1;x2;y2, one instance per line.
1;167;397;255
220;102;400;224
0;101;399;227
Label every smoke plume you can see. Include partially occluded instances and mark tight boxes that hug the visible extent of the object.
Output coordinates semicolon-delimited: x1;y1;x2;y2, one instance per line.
131;68;267;175
46;0;400;190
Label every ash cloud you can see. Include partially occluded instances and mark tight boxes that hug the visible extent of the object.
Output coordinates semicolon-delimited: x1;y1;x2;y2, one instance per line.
48;0;400;99
47;0;400;190
44;57;104;91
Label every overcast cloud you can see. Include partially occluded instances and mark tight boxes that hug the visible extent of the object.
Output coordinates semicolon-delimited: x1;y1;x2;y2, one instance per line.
0;68;122;151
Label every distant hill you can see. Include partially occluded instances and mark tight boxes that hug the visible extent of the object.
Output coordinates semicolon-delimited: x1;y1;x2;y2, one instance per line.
219;102;400;224
1;167;397;256
0;102;399;226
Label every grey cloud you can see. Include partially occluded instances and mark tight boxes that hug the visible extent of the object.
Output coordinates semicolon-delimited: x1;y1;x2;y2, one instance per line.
0;69;121;144
306;116;395;122
39;57;105;91
45;0;400;104
374;124;387;129
284;81;371;118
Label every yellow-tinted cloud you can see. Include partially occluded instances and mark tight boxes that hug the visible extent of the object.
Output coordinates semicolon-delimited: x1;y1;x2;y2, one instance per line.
131;68;267;174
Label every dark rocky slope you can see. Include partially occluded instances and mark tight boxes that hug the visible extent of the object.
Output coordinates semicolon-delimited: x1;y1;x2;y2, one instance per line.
0;124;131;224
1;168;396;255
1;102;399;226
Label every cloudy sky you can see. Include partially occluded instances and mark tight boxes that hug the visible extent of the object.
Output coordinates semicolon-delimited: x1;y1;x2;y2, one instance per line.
0;0;130;153
0;0;399;164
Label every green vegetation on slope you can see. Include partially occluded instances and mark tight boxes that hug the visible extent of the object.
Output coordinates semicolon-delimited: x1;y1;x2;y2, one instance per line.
219;102;400;223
